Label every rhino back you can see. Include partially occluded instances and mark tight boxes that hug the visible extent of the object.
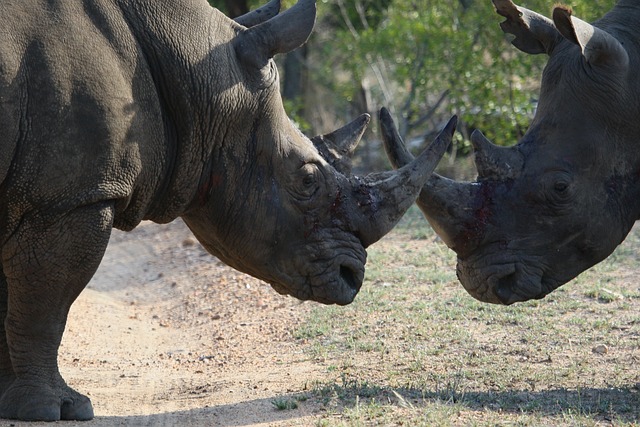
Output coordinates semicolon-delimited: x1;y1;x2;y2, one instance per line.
0;0;184;237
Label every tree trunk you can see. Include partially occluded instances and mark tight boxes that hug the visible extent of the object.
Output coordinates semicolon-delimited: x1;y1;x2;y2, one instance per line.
282;46;307;102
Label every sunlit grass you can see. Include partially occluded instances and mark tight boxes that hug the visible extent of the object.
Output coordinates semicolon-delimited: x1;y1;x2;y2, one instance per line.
295;206;640;426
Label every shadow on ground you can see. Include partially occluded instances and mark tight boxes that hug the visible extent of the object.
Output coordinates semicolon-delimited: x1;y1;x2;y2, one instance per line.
301;378;640;424
2;386;637;426
400;385;639;422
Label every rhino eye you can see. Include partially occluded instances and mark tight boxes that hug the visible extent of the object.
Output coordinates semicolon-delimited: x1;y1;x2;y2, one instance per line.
545;173;574;209
538;170;573;211
302;174;315;188
554;181;569;193
292;163;321;200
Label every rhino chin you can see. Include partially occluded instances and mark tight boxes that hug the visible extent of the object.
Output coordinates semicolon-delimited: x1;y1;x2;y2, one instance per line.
267;254;364;305
456;257;546;305
309;259;364;305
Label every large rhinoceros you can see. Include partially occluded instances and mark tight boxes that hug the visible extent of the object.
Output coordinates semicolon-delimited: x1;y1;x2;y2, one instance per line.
0;0;454;421
383;0;639;305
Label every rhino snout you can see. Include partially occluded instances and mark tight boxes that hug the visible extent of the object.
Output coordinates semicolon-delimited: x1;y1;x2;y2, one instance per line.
326;258;364;305
337;264;360;301
457;257;545;305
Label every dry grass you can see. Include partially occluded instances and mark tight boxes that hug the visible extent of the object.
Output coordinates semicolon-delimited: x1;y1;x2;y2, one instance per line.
290;207;640;426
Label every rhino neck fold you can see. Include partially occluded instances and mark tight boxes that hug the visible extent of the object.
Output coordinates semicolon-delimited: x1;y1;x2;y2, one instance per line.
117;0;235;224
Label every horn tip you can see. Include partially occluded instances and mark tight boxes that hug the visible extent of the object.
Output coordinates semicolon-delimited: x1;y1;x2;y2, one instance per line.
445;115;458;134
378;108;395;131
470;129;485;141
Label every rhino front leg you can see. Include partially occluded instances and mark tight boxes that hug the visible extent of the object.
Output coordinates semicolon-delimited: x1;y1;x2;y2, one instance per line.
0;202;114;421
0;268;14;395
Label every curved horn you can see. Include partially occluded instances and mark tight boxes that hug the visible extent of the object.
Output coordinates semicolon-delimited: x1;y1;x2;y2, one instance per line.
380;108;481;257
312;114;370;175
380;107;414;168
349;113;456;248
470;130;523;180
234;0;281;28
234;0;316;68
552;6;629;70
492;0;562;55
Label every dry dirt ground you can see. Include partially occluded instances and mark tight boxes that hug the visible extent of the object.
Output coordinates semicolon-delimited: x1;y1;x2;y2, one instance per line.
6;219;329;427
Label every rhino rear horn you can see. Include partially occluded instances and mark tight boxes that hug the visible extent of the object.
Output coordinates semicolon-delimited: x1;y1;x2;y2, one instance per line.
234;0;316;69
492;0;562;55
312;114;370;175
552;6;629;70
471;130;523;180
234;0;281;28
380;107;414;168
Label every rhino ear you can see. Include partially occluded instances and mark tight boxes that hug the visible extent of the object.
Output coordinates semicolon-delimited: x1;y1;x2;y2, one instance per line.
552;6;629;70
234;0;316;69
492;0;562;55
234;0;281;28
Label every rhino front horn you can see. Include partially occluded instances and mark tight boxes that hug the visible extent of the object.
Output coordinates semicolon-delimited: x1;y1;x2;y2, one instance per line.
380;110;481;257
350;109;456;248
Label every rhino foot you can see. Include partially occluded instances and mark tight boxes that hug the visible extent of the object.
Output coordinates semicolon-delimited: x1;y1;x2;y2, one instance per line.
0;381;93;421
0;374;15;399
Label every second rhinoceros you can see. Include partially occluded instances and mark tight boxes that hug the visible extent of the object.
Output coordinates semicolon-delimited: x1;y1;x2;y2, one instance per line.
0;0;453;421
383;0;639;305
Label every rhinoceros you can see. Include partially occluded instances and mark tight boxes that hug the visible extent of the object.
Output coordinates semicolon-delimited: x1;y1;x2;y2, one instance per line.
0;0;454;420
382;0;639;305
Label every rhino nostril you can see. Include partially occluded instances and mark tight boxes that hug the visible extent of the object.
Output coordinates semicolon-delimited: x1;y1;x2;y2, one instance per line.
340;265;360;292
495;273;517;305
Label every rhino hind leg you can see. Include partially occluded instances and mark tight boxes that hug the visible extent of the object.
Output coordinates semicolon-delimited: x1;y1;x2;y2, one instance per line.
0;202;114;421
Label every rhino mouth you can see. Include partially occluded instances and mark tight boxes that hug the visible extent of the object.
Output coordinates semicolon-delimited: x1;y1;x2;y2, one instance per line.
340;264;360;291
493;269;545;305
273;249;365;305
334;263;362;304
456;254;548;305
309;256;364;305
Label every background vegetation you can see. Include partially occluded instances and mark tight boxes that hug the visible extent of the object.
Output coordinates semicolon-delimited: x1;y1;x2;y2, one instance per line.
210;0;616;172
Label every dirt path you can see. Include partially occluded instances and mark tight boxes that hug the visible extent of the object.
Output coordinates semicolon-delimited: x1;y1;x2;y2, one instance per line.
9;220;330;426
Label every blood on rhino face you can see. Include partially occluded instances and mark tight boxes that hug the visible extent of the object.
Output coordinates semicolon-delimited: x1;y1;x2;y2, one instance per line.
383;0;640;304
452;130;634;305
175;0;455;306
184;109;456;305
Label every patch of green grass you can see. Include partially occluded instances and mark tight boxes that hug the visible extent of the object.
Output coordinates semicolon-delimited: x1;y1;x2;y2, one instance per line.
271;396;300;410
292;209;640;426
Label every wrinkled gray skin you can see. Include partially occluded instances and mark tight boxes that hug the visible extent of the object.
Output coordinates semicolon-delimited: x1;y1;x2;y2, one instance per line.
383;0;640;305
0;0;452;421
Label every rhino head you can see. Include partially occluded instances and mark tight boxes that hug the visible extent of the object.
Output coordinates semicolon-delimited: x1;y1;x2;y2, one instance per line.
383;0;640;305
182;0;454;305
